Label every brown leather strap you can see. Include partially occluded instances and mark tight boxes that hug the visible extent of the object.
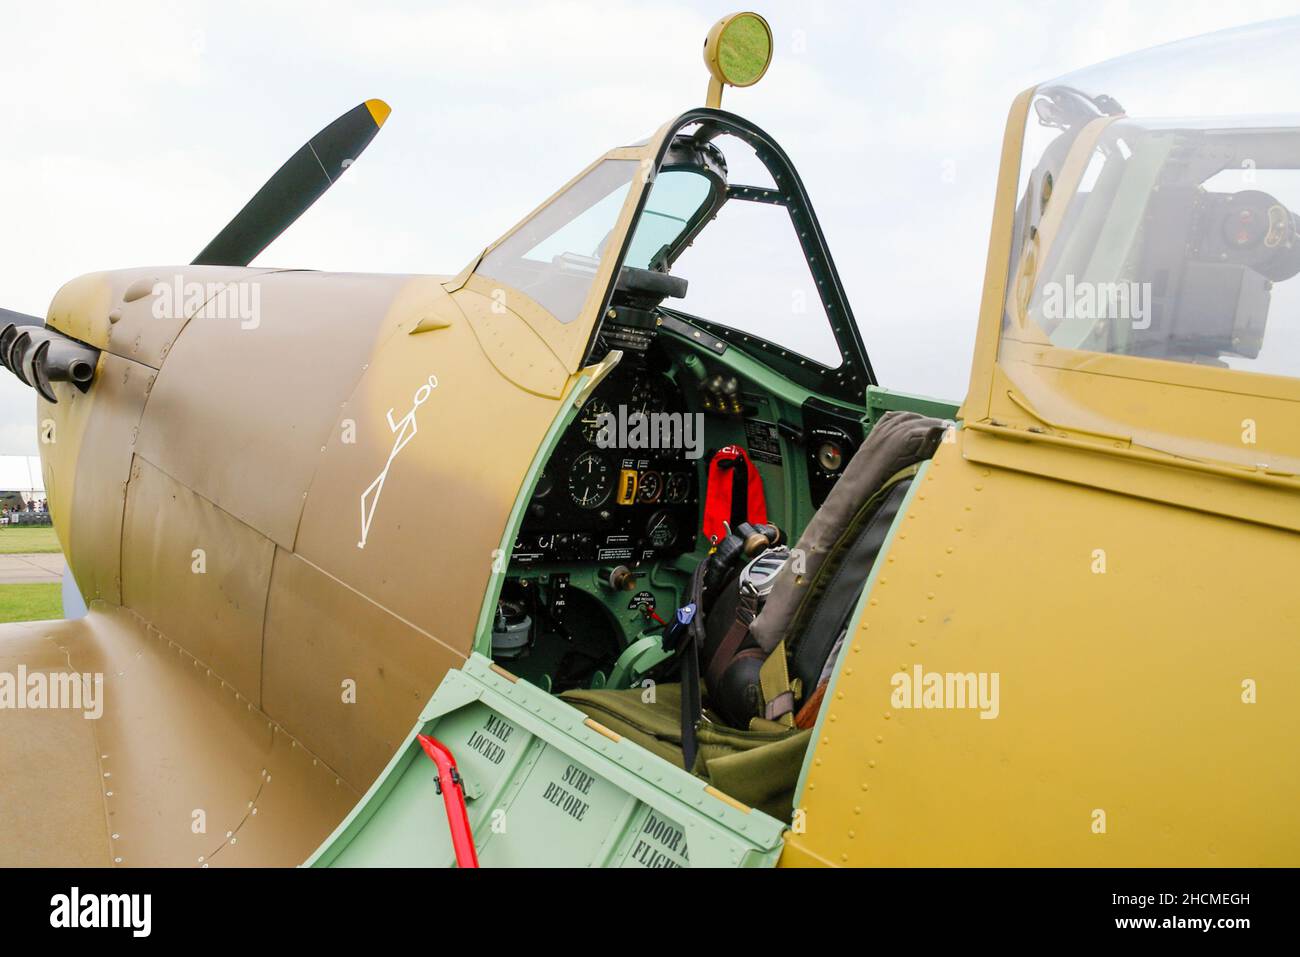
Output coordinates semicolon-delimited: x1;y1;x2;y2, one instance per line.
705;615;751;693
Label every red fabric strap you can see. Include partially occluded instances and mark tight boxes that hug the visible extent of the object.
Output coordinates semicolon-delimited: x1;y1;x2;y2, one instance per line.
701;444;768;542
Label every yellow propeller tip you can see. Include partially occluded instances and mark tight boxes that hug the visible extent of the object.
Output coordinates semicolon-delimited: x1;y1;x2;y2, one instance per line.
364;99;392;128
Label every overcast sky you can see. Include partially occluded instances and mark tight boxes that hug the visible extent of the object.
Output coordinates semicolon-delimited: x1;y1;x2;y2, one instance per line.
1;0;1296;454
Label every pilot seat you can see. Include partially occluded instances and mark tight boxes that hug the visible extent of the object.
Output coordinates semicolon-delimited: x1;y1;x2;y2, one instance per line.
562;411;948;818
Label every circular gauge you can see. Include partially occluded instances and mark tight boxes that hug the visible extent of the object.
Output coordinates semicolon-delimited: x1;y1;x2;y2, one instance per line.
808;425;854;477
816;441;844;472
664;472;690;504
629;373;667;419
637;470;663;503
533;472;554;499
568;451;613;509
579;398;613;444
645;509;678;549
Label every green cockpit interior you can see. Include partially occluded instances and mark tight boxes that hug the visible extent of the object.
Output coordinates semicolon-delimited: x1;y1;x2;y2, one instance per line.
473;117;960;818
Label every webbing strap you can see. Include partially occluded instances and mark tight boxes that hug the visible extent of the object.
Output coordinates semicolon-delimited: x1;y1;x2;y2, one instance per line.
679;559;710;770
758;639;796;727
679;630;701;770
703;588;759;694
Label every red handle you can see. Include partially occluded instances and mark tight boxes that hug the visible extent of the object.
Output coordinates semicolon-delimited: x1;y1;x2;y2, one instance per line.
416;733;480;868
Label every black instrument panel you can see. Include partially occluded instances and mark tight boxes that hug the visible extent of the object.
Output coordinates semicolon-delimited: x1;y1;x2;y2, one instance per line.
512;362;700;566
802;399;863;509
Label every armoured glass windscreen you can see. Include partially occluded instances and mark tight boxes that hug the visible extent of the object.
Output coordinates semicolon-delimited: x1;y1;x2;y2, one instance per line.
477;159;639;325
1006;18;1300;380
623;170;714;270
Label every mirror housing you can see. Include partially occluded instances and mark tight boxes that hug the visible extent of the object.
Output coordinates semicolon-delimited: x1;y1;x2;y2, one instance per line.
703;12;773;108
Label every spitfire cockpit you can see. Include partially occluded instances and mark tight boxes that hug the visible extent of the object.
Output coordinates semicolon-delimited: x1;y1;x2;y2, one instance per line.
450;25;913;812
465;90;892;701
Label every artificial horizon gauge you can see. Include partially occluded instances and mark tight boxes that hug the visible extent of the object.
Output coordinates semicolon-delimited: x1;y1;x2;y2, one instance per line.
568;451;613;509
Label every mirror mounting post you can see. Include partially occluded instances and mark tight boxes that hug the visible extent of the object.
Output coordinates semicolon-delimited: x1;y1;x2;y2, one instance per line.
706;76;724;110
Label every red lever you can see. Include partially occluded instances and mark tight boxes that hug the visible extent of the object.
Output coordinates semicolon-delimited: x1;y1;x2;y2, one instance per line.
416;733;480;868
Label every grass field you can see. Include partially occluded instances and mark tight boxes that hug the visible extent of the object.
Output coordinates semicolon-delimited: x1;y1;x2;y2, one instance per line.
0;524;61;554
0;583;63;622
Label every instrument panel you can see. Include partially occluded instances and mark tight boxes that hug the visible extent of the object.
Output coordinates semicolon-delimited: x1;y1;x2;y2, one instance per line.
802;399;863;509
512;362;700;566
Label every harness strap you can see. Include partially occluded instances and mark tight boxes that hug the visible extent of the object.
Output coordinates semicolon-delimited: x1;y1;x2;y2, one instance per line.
702;445;768;542
703;588;759;694
758;638;796;726
679;631;702;770
678;558;710;771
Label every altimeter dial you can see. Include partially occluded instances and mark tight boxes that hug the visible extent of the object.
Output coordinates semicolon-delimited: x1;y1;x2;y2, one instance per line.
568;451;613;509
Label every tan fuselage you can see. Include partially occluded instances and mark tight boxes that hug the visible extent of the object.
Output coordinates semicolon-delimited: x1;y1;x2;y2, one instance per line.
26;264;572;864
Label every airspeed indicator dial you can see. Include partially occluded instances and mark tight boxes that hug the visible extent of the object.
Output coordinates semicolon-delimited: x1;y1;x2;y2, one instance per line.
579;399;613;445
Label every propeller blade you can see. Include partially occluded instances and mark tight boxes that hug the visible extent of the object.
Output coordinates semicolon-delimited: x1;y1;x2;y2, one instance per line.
192;99;391;267
0;307;43;328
